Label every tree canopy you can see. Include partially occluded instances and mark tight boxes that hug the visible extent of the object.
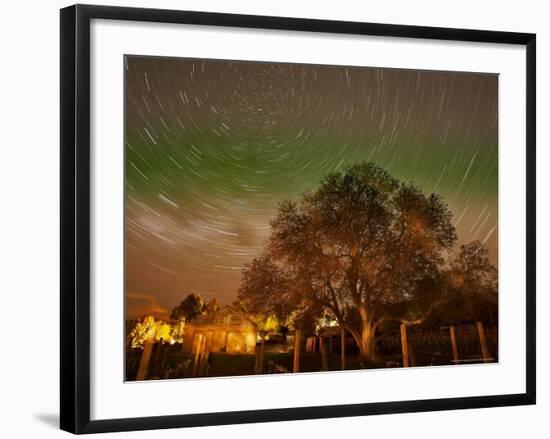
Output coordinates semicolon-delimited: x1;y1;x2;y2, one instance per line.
445;241;498;324
170;293;205;322
239;162;496;359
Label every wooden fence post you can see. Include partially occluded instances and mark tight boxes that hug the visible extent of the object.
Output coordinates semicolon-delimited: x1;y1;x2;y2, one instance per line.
258;337;265;374
254;337;262;374
340;327;346;370
293;328;301;373
408;340;417;367
476;321;491;362
199;335;211;377
400;324;409;368
159;342;169;377
320;337;328;371
192;334;204;377
449;325;459;363
136;338;154;381
152;339;165;377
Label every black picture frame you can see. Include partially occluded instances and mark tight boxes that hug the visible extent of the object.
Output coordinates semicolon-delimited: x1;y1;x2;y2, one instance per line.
60;4;536;434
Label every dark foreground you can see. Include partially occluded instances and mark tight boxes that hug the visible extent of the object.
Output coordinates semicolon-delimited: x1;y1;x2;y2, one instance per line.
126;325;498;381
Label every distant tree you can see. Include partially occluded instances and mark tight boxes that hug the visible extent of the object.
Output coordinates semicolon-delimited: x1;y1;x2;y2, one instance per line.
237;257;323;334
239;163;457;360
238;256;294;320
170;293;205;322
444;241;498;325
205;298;220;315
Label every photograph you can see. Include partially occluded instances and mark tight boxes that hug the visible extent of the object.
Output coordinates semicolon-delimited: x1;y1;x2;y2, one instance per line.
0;0;542;436
124;56;499;381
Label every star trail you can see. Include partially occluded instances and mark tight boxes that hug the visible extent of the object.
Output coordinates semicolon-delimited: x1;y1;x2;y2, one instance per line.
124;56;498;318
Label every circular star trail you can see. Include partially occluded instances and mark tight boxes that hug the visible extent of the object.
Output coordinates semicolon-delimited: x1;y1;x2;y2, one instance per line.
124;56;498;317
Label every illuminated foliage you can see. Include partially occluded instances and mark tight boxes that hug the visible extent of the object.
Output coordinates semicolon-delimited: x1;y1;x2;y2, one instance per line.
129;316;157;347
129;315;186;347
252;314;280;337
154;320;173;343
170;319;186;344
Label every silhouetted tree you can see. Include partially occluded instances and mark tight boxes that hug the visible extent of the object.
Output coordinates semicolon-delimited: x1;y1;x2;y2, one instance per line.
445;241;498;325
170;293;205;322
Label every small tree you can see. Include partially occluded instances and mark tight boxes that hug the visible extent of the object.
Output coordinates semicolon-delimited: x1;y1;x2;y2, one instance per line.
445;241;498;325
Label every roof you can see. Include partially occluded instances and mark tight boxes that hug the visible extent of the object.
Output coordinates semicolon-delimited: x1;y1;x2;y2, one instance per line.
189;306;257;329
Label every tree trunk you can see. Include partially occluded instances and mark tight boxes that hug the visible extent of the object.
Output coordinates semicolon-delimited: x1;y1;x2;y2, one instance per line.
348;306;376;361
360;321;376;360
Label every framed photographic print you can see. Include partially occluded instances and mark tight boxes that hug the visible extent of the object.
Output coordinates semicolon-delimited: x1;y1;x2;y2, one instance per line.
60;4;536;434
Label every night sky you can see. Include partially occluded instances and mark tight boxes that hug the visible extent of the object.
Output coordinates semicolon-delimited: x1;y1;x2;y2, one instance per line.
124;56;498;319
